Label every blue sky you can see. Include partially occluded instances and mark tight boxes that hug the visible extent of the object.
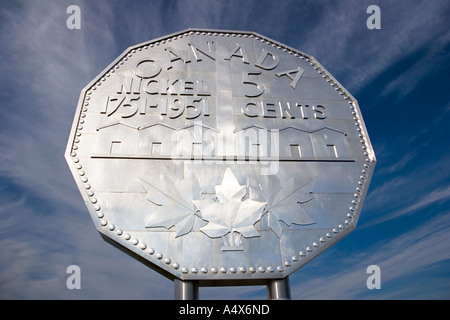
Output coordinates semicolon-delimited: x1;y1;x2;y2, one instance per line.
0;0;449;300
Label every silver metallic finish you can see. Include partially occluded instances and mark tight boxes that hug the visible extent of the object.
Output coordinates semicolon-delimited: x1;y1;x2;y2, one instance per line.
174;279;198;300
266;277;291;300
65;29;376;284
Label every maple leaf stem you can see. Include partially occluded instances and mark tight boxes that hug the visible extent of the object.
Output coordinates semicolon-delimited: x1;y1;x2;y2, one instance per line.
220;231;242;247
230;231;236;247
235;232;242;246
221;235;230;247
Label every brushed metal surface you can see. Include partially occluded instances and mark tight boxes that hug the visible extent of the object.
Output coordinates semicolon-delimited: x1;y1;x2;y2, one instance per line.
65;29;376;283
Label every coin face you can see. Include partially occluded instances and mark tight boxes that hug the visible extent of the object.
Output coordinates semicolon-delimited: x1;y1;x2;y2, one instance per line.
65;29;376;282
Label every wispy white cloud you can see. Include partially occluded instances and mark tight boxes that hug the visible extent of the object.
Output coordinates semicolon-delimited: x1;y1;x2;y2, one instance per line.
290;211;450;299
380;30;450;99
407;101;450;147
365;185;450;228
363;145;449;227
374;151;416;176
296;0;450;96
0;1;117;211
0;1;123;299
389;185;450;218
0;190;173;299
1;0;449;300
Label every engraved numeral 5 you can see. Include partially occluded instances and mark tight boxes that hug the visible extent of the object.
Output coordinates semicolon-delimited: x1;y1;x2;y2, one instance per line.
242;71;264;98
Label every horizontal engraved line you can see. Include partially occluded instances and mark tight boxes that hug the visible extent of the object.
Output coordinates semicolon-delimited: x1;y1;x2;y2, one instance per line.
90;154;355;162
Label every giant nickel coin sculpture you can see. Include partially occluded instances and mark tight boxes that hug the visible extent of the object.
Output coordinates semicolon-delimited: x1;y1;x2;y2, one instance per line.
65;29;376;288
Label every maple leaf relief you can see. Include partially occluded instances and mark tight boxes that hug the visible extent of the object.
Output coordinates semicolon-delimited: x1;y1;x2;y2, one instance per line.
141;172;202;238
250;176;316;238
193;168;267;250
141;167;316;249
